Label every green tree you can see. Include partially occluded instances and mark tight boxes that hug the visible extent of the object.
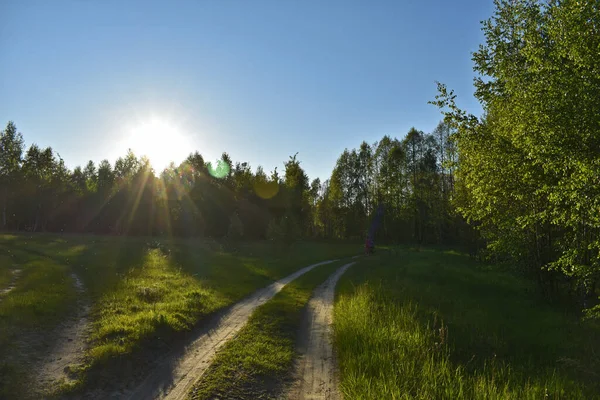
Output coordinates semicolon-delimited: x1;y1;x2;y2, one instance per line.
0;122;24;229
283;153;310;236
432;0;600;306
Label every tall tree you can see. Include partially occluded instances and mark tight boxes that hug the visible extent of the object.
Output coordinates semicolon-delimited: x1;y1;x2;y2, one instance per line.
432;0;600;307
0;122;24;229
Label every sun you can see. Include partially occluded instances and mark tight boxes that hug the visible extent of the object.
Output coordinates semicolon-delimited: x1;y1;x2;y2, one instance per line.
121;117;191;172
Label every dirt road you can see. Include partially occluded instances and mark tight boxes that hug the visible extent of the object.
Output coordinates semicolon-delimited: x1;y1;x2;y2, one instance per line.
289;261;356;400
36;272;91;395
126;259;338;400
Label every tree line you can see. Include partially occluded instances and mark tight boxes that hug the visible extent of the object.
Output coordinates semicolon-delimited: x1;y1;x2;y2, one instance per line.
0;120;463;246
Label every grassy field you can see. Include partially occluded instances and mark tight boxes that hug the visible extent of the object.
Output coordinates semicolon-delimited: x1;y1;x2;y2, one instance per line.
334;249;600;399
188;258;349;399
0;234;359;398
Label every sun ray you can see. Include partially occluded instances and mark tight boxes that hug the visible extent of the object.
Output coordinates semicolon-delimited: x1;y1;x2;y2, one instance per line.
125;168;153;234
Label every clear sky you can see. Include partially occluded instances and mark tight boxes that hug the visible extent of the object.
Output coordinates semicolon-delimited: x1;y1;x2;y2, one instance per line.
1;0;493;181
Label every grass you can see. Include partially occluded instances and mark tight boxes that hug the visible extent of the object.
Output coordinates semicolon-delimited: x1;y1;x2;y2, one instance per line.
0;234;359;398
0;241;79;399
0;252;14;288
334;248;600;399
189;258;350;399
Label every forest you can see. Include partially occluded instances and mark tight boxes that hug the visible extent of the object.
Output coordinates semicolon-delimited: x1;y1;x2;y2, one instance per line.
0;121;462;243
1;0;599;314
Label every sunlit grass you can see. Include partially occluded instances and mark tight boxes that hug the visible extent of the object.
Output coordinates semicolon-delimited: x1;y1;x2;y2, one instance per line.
334;250;600;399
89;248;218;362
0;244;76;328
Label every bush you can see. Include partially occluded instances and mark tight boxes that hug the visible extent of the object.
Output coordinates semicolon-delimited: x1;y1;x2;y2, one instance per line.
267;213;300;245
227;212;244;240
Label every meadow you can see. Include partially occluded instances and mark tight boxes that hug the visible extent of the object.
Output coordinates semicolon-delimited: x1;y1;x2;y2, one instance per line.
0;233;358;398
334;249;600;399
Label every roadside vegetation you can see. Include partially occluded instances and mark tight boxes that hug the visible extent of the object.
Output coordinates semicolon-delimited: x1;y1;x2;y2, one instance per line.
189;258;350;399
334;249;600;399
0;233;358;398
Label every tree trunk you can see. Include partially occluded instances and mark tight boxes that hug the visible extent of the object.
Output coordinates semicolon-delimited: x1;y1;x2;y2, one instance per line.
33;204;41;232
2;192;6;229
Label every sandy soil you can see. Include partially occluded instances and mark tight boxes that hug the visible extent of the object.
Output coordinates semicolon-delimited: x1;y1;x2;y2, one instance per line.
288;261;356;400
123;259;338;400
35;272;92;396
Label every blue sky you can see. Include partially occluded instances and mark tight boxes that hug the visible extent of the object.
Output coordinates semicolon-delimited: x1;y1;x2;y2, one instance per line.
1;0;493;181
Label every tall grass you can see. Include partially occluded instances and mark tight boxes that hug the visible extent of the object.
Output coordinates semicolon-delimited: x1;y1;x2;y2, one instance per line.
334;250;600;399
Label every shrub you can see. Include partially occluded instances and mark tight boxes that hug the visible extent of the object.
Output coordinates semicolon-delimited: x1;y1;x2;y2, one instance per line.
267;213;300;245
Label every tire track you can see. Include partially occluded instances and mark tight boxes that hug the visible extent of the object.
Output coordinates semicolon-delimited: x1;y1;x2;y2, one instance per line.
289;261;356;400
36;272;91;395
126;259;338;400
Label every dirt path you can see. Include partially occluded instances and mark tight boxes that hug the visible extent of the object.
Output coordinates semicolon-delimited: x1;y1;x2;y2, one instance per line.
125;259;338;400
289;261;356;400
35;272;91;394
0;268;22;298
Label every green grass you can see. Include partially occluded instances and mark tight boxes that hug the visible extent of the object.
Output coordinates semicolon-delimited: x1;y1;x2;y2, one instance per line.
0;234;359;398
0;252;14;288
0;241;78;399
334;248;600;399
189;258;350;400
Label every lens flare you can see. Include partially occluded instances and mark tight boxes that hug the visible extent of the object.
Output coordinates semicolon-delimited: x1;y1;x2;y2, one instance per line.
254;180;279;199
208;160;230;179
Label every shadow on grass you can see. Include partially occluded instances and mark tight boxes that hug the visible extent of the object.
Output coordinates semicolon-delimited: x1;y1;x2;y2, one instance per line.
1;235;271;397
337;249;600;397
1;234;149;300
0;234;149;399
0;241;80;399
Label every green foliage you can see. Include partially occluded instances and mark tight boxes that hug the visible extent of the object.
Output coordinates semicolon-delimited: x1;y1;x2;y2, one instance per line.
334;249;600;399
266;217;282;241
0;121;24;230
315;127;466;245
0;122;325;244
431;0;600;308
227;212;244;240
267;212;301;245
1;117;470;253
